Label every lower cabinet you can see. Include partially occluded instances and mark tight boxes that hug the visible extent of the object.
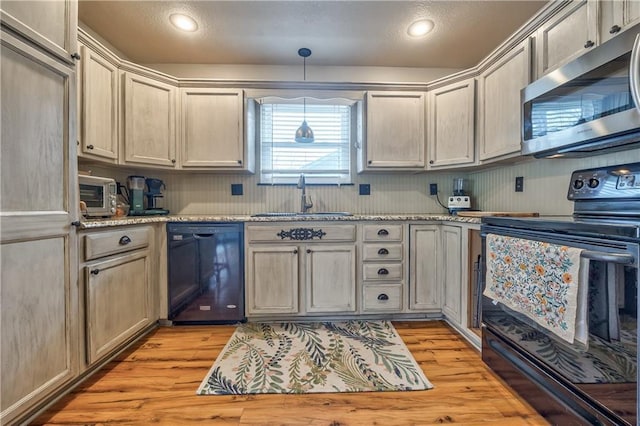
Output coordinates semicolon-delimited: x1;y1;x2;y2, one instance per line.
409;225;440;311
441;225;463;325
306;245;356;313
81;226;153;366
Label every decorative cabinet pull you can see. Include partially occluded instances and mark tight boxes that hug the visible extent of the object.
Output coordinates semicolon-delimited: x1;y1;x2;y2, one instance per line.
378;248;389;255
377;229;389;236
584;40;594;49
119;236;131;245
90;269;100;275
278;228;326;240
293;249;298;254
377;268;389;275
306;249;311;253
609;25;621;34
377;293;389;301
71;52;81;60
87;144;94;150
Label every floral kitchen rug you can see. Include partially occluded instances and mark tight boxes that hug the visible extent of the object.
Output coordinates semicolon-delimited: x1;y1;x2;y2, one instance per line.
197;320;433;394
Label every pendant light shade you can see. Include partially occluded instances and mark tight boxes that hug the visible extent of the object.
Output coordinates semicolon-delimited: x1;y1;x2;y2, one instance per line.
295;48;314;143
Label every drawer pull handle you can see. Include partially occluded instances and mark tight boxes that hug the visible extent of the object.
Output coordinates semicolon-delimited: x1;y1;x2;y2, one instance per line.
584;40;594;49
377;293;389;301
119;236;132;245
377;229;389;236
609;25;621;34
378;248;389;255
377;268;389;275
86;144;94;150
90;269;100;275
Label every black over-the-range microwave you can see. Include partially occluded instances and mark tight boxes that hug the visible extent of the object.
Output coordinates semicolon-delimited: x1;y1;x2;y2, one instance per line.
522;23;640;158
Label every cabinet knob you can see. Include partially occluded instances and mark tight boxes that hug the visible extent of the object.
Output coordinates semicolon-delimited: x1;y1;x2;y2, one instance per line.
584;40;595;49
293;249;298;254
70;221;81;227
119;236;131;245
429;160;434;164
377;248;389;255
90;269;100;275
377;268;389;275
377;229;389;236
171;159;176;164
368;160;372;164
609;25;621;34
86;144;94;150
306;249;311;253
71;52;81;60
377;293;389;301
237;160;242;164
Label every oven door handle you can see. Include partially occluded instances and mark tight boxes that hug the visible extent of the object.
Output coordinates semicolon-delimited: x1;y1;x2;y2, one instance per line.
581;250;635;264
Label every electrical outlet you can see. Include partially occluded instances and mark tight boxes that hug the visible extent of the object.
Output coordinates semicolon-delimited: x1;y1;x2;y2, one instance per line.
429;183;438;195
231;183;243;196
515;176;524;192
359;184;371;195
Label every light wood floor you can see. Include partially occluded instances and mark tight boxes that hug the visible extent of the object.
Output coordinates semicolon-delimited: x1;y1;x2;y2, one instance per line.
33;321;548;425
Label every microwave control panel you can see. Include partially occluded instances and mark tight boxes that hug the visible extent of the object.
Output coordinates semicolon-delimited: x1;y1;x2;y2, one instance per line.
568;162;640;200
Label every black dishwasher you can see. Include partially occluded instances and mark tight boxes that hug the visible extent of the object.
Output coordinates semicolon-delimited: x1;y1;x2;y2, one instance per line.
167;223;244;324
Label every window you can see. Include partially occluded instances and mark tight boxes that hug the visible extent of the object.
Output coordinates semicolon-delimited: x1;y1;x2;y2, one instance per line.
259;100;352;185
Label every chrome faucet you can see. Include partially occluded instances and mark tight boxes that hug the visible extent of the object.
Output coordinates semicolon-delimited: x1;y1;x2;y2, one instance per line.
297;173;313;213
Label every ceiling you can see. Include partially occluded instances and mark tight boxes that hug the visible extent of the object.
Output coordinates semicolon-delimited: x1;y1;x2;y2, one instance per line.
78;1;548;69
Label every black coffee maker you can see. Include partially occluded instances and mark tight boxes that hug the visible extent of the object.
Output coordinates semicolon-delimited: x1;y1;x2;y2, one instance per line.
144;178;169;215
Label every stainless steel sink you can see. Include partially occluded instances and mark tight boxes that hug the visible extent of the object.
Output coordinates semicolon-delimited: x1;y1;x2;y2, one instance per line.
252;212;353;217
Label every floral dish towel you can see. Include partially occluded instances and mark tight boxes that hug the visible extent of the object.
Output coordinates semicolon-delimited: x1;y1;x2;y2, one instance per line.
484;234;587;345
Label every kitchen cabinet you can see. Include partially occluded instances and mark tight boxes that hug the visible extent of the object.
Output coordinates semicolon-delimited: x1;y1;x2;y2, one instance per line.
180;88;253;171
245;223;357;316
427;78;475;169
123;71;177;168
358;91;426;171
0;21;79;426
600;0;640;43
477;38;531;162
534;0;598;78
78;44;119;162
360;223;406;313
408;225;440;311
441;225;463;325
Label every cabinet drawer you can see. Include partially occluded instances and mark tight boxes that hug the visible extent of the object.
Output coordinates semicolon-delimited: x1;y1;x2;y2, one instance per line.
362;243;403;261
84;226;151;261
363;284;403;312
247;224;356;243
363;263;403;280
363;224;403;242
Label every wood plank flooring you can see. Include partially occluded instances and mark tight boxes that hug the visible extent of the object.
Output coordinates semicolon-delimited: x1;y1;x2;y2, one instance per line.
33;321;548;425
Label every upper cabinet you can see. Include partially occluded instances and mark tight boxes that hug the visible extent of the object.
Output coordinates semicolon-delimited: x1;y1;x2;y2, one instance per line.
0;0;78;64
78;44;119;162
477;38;531;162
600;0;640;43
534;0;598;79
122;72;177;168
180;88;254;171
358;91;426;171
427;78;475;169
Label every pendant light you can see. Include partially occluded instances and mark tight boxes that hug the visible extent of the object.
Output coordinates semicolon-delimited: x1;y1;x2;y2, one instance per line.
295;48;314;143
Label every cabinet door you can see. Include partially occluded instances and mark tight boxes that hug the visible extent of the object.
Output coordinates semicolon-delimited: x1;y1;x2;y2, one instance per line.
123;72;177;167
535;0;598;77
441;226;463;325
306;245;356;313
1;30;79;424
180;88;245;169
477;38;531;161
602;0;640;43
0;0;77;64
79;45;118;161
409;225;440;311
427;79;475;168
85;251;150;364
246;245;299;315
362;91;426;170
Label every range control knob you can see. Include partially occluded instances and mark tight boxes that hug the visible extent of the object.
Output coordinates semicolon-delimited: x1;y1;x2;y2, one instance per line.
573;179;584;190
587;178;600;188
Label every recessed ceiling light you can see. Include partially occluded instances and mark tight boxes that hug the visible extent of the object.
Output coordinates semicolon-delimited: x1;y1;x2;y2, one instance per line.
170;13;198;32
407;19;434;37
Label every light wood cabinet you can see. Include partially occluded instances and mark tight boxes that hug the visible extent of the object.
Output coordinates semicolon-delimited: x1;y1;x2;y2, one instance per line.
0;28;79;424
441;226;463;325
78;44;119;161
534;0;598;78
600;0;640;43
477;38;531;162
0;0;77;64
305;245;356;313
123;71;177;168
408;225;440;311
358;91;426;171
427;78;475;168
180;88;249;170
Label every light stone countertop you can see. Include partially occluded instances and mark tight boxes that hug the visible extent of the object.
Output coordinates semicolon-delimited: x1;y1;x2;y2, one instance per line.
79;213;481;229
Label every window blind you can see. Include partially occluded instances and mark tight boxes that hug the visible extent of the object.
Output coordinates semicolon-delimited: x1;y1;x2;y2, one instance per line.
260;103;352;185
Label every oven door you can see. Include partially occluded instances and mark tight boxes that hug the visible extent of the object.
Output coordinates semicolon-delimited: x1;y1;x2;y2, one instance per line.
481;225;638;425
